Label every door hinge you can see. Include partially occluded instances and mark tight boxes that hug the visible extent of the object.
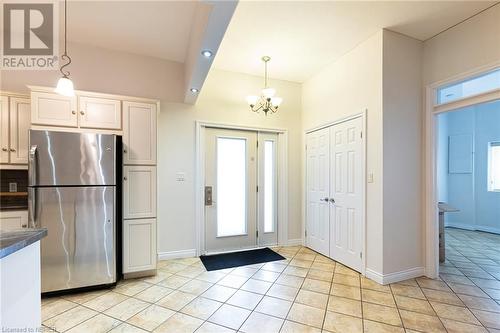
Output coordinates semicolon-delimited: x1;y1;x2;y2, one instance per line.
305;230;307;237
257;141;259;148
256;185;259;192
360;252;363;259
256;230;259;238
360;131;363;139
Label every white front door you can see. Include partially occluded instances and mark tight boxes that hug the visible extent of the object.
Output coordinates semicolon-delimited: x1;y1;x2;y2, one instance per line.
329;117;364;271
205;128;258;252
306;127;330;256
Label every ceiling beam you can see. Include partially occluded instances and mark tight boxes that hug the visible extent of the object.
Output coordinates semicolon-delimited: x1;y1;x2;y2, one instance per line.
184;0;238;104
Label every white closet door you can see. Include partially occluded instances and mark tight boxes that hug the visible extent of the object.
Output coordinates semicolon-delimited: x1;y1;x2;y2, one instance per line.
306;127;330;256
329;117;363;271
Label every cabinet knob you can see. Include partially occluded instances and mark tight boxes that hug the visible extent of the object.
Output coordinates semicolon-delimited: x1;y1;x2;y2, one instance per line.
1;148;7;152
22;224;27;228
10;148;15;152
123;149;127;153
123;177;127;181
72;110;76;115
80;111;85;115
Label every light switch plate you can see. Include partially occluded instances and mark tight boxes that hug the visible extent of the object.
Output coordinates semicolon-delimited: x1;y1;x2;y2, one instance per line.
176;172;186;182
367;173;374;183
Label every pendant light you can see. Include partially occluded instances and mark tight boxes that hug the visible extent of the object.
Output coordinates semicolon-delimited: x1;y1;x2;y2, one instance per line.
55;0;74;97
246;56;282;116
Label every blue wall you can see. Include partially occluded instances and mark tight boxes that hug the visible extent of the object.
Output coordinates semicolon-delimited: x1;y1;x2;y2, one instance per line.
437;100;500;233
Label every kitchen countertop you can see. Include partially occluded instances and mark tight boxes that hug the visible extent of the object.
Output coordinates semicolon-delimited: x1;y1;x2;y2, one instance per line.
0;228;47;259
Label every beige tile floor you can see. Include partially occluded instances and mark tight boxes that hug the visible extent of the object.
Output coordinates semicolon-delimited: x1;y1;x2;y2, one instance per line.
41;228;500;333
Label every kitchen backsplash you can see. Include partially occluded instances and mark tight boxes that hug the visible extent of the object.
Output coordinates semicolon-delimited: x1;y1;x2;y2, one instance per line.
0;169;28;210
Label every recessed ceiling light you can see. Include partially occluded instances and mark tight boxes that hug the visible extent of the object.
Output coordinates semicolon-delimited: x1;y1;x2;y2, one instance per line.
190;88;199;93
201;50;213;58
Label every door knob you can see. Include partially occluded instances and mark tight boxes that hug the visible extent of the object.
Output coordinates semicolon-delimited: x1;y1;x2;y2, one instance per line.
321;197;329;202
329;198;335;203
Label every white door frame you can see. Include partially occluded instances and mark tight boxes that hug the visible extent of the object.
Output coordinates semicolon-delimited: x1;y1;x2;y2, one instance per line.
304;110;367;275
195;121;289;256
424;61;500;279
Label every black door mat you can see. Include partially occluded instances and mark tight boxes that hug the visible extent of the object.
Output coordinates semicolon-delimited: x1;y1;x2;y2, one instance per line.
200;247;286;271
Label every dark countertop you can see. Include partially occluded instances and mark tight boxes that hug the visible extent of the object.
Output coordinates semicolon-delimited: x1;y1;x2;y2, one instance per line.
0;228;47;259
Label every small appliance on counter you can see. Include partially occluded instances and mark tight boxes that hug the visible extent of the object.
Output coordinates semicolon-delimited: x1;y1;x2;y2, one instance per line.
28;130;122;294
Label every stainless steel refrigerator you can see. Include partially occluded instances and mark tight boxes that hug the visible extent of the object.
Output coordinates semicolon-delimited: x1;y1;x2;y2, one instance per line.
28;130;119;293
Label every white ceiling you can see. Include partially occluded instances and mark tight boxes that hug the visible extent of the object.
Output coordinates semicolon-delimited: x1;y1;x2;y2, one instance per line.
68;1;198;63
213;1;497;82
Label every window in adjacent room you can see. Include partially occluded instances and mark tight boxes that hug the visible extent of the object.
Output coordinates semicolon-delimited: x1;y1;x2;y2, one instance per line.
488;142;500;192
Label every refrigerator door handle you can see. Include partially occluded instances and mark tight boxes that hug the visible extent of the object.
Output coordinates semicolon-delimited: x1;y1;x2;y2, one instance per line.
28;188;38;228
29;145;38;185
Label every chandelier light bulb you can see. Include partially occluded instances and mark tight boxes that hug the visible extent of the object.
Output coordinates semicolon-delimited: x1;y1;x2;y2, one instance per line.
271;97;283;107
246;95;259;106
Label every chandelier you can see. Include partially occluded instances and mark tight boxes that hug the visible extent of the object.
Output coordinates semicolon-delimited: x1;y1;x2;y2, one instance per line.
246;56;283;115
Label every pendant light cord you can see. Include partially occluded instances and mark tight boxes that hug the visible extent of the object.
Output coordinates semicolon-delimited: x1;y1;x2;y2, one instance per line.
60;0;72;78
264;60;268;88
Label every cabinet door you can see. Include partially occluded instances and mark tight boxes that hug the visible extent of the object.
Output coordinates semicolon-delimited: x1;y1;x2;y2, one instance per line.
9;98;31;164
79;96;121;130
123;218;156;273
123;166;157;219
123;101;157;165
0;211;28;230
31;91;77;127
0;97;9;163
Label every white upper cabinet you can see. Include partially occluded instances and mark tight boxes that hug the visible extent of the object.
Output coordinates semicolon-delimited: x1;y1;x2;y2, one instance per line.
9;98;31;164
123;166;157;219
78;96;122;130
123;101;157;165
31;91;77;127
0;97;9;163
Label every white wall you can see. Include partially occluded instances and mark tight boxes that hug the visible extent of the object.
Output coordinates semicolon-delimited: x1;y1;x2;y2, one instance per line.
0;42;185;102
157;69;303;254
302;30;424;278
302;31;384;274
382;31;423;274
423;4;500;86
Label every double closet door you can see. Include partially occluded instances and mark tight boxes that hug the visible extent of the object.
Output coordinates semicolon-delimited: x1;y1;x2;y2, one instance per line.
306;116;364;272
204;128;278;253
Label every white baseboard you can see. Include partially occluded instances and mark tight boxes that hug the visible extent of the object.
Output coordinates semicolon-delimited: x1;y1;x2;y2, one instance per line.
157;249;197;261
365;267;425;285
286;238;303;246
445;222;500;235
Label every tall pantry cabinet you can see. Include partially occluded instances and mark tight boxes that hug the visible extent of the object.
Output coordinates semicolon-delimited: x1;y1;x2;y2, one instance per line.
28;86;159;277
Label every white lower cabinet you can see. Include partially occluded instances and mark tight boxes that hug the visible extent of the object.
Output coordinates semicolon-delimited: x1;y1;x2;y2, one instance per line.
123;218;157;273
0;210;28;231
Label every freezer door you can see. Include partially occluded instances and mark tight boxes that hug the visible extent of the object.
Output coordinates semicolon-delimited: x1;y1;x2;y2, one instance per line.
35;186;116;293
29;130;116;186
